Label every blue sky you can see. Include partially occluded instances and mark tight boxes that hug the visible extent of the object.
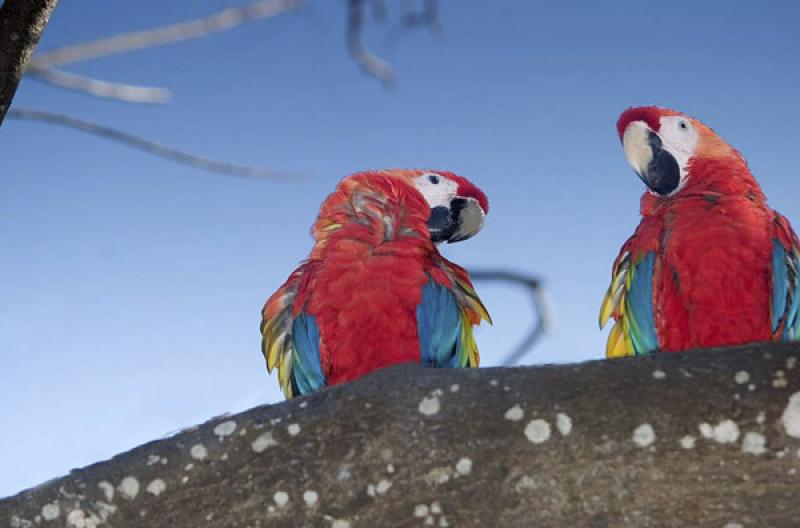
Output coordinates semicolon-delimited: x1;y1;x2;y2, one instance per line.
2;0;799;497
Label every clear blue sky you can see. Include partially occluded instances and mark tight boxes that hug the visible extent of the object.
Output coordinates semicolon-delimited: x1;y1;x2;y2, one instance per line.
2;0;799;497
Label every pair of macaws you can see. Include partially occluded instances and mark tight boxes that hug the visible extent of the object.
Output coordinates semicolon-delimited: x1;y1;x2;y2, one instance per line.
261;106;800;399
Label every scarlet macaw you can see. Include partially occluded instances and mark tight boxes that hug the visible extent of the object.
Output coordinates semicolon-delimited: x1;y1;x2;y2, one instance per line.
261;169;491;398
600;106;800;356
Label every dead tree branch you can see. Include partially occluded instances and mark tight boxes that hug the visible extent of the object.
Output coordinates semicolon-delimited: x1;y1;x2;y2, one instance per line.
7;108;297;181
347;0;396;85
30;0;304;69
470;269;556;366
26;66;171;103
0;0;59;125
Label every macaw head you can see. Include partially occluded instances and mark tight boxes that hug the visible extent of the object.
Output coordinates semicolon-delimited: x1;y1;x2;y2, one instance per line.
616;106;756;198
403;169;489;243
312;169;488;251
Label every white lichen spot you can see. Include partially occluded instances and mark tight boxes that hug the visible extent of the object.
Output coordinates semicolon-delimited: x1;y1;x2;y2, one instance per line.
430;501;442;514
387;463;395;474
556;413;573;436
118;476;140;500
515;475;536;492
432;389;444;397
773;377;788;388
680;435;696;449
455;457;473;476
439;518;450;527
287;423;301;436
331;521;351;528
299;401;308;408
65;509;87;528
221;453;229;461
303;490;318;507
652;369;666;380
184;463;194;471
181;476;189;484
414;504;430;518
146;479;166;497
366;484;376;497
699;422;714;439
632;423;656;447
146;455;161;466
756;411;766;425
9;515;33;528
525;419;552;444
338;465;352;480
273;491;289;508
713;420;740;444
41;502;60;521
787;356;797;370
748;383;756;392
376;479;392;495
213;420;237;439
419;395;441;416
270;418;282;425
781;391;800;438
489;379;499;386
251;431;278;453
424;467;451;485
425;516;435;525
741;432;767;455
98;481;114;502
190;443;208;461
723;523;744;528
504;404;524;422
735;371;750;384
450;384;460;392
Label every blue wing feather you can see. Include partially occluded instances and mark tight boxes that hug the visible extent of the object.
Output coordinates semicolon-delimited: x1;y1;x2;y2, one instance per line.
417;281;462;368
291;313;325;395
771;240;800;340
626;252;658;355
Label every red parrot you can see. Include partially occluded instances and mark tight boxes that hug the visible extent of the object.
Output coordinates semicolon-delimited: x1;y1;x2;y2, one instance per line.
261;169;491;398
600;106;800;356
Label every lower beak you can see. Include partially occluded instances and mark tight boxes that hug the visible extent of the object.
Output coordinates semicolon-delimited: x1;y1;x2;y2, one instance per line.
427;198;485;244
623;122;680;196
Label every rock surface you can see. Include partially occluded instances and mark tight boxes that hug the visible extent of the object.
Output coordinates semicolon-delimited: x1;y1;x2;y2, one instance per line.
3;342;800;527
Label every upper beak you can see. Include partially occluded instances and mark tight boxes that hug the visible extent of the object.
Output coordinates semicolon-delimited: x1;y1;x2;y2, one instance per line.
622;121;680;196
427;197;486;244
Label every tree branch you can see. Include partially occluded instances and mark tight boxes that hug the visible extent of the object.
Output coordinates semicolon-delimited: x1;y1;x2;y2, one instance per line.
347;0;396;85
29;0;304;69
7;108;298;181
26;66;171;103
0;0;59;125
470;269;556;366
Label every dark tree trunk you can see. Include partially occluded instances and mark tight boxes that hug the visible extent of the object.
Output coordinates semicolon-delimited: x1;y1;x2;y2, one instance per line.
2;342;800;527
0;0;58;125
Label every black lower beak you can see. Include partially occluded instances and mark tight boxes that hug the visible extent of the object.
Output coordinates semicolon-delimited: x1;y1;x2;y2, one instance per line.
641;132;680;195
427;199;466;243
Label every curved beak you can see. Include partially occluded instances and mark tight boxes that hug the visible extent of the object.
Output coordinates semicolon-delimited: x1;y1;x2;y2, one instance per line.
428;197;486;244
622;121;680;196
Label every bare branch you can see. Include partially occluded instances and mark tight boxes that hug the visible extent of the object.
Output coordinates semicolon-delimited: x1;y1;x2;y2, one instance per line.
470;269;556;366
347;0;396;84
30;0;305;69
26;66;171;104
402;0;439;30
7;108;298;181
0;0;59;125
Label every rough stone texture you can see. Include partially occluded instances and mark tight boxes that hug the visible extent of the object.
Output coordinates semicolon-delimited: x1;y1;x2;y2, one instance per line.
0;0;58;124
3;342;800;527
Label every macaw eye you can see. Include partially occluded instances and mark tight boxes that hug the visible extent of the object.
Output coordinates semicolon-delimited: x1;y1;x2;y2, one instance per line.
678;120;689;131
428;174;440;185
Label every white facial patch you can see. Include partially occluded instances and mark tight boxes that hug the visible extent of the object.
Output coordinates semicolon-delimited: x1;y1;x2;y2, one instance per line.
413;172;458;209
658;115;699;180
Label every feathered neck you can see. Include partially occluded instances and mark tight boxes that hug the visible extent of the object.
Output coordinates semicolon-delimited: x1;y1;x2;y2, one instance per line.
641;153;766;216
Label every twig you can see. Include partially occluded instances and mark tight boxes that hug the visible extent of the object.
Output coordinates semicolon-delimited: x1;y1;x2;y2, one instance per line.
470;270;556;366
346;0;396;84
0;0;59;125
401;0;439;30
26;66;171;104
7;108;298;181
30;0;305;69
